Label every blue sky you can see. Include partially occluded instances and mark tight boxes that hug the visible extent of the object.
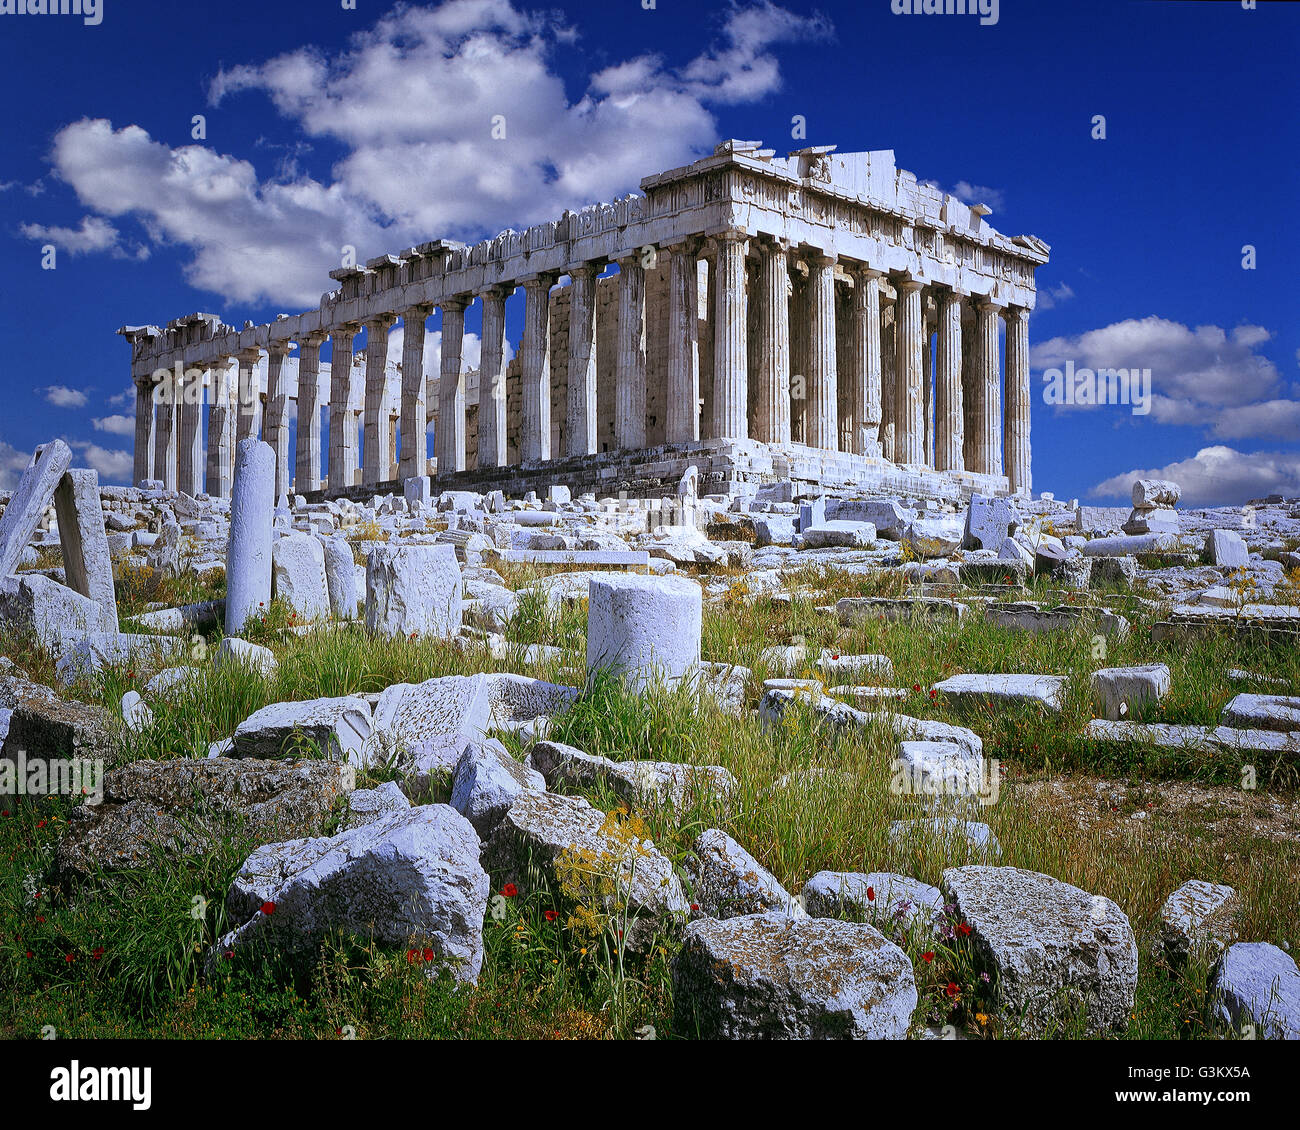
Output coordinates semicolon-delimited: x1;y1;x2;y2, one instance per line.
1;0;1296;505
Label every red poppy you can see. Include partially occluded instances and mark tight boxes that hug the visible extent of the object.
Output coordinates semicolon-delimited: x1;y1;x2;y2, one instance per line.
921;952;935;963
25;950;33;959
912;684;921;693
956;922;971;937
34;916;45;924
260;901;276;916
406;949;418;963
36;820;46;829
866;886;875;902
690;903;699;912
945;982;960;998
223;949;235;960
91;946;104;961
501;883;518;898
64;953;75;963
929;689;938;700
544;910;558;922
423;947;435;962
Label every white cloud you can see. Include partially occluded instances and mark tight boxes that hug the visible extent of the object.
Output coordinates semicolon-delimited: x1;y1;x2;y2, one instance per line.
20;215;123;256
0;441;33;491
43;385;89;408
1035;281;1075;311
92;414;135;437
67;440;132;484
950;180;1006;213
34;1;829;308
1031;316;1290;440
1090;445;1300;507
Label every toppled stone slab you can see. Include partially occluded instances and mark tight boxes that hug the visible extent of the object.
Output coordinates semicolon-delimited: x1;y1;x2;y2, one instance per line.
272;532;331;621
963;494;1022;552
482;790;688;950
0;573;107;653
365;543;462;639
890;817;1001;860
341;780;410;831
1091;664;1171;721
984;601;1129;640
1205;529;1249;568
1211;942;1300;1040
941;865;1138;1036
835;596;966;626
802;871;944;933
932;673;1067;713
528;740;735;812
1159;880;1239;966
1221;694;1300;733
799;521;876;549
220;804;488;982
450;738;545;835
54;757;352;882
232;695;373;765
371;675;492;774
684;828;804;919
55;632;186;686
1083;719;1300;755
672;914;917;1039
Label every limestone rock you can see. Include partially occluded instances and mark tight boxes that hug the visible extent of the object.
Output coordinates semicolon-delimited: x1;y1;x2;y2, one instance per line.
450;738;545;835
232;695;373;765
1210;942;1300;1040
1159;880;1239;965
272;533;331;621
802;871;944;933
341;780;410;831
684;828;804;919
940;865;1138;1037
365;543;462;639
672;914;917;1039
1091;664;1171;721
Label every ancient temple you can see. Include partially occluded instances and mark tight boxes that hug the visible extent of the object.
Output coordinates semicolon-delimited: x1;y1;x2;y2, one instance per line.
120;140;1047;502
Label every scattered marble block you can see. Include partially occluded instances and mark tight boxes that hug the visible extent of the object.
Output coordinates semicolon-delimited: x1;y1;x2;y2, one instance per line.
931;673;1067;713
1091;664;1171;721
586;574;701;689
214;637;278;679
1159;880;1239;966
1221;693;1300;732
272;533;331;621
232;695;373;765
365;543;462;639
799;521;876;549
1206;529;1249;568
802;871;944;933
962;494;1022;552
1211;942;1300;1040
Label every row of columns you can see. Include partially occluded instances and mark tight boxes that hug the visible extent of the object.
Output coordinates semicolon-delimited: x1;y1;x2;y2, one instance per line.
133;235;1032;499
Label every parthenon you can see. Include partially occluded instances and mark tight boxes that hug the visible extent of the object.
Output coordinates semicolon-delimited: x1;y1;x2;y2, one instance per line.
120;140;1047;502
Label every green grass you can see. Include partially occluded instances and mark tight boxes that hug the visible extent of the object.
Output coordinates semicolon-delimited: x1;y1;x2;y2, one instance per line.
0;558;1296;1039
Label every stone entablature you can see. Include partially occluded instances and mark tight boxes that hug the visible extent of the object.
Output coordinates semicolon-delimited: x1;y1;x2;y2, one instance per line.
121;140;1047;501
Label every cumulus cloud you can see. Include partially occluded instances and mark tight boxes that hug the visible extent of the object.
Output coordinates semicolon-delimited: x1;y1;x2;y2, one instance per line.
67;440;132;483
42;385;89;408
1035;281;1075;311
1090;445;1300;507
1032;316;1293;440
92;414;135;437
0;441;33;491
19;215;124;256
35;0;829;308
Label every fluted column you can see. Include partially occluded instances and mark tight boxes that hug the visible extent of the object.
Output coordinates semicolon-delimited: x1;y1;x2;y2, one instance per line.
478;287;512;469
974;299;1003;476
805;252;838;451
850;266;883;457
295;333;324;493
666;238;702;444
207;358;235;499
922;320;934;468
264;342;293;499
880;296;895;461
893;277;924;464
361;315;396;486
565;263;600;457
235;348;262;446
133;378;155;487
437;298;468;476
178;365;204;495
328;326;358;491
961;311;979;472
153;374;178;489
935;290;965;473
615;255;647;450
520;275;554;462
753;238;791;444
1004;306;1031;495
711;231;749;441
398;306;431;480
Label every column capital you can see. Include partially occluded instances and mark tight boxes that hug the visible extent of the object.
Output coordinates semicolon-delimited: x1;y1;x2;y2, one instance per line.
802;246;838;268
399;302;435;321
477;283;517;302
236;346;263;364
329;322;361;339
665;235;705;257
567;259;604;279
892;274;924;294
850;262;885;281
757;234;793;256
1002;304;1029;323
364;312;398;332
438;295;471;314
518;270;559;288
265;339;294;357
974;295;1008;313
297;330;328;348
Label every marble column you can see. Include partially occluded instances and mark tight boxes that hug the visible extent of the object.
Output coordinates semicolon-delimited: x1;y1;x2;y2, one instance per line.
328;326;358;491
153;373;178;489
974;299;1004;476
789;267;807;444
922;321;934;468
853;267;884;457
961;310;980;473
264;342;293;500
1004;305;1032;495
880;296;895;462
613;255;648;451
295;333;325;493
935;290;964;473
753;238;791;444
179;365;204;496
478;287;512;469
567;263;600;457
520;275;554;463
893;277;924;465
207;359;234;499
133;378;155;486
666;239;701;444
235;348;262;446
836;280;854;454
361;314;396;486
710;231;749;441
805;253;838;451
437;298;468;476
398;305;432;480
